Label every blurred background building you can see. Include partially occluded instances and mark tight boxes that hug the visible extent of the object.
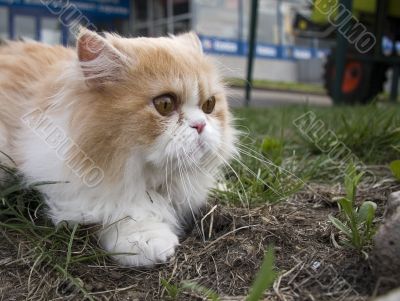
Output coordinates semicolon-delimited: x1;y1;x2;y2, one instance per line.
0;0;330;83
0;0;129;44
192;0;330;83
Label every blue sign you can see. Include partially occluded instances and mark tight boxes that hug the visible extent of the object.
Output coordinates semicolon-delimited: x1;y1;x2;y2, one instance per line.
0;0;130;18
200;36;240;56
199;35;330;61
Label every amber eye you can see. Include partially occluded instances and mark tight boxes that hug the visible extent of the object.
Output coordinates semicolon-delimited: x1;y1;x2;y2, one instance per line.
153;94;176;116
202;96;216;114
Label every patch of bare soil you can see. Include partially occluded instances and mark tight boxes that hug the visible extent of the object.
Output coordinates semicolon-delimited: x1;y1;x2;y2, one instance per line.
1;182;400;301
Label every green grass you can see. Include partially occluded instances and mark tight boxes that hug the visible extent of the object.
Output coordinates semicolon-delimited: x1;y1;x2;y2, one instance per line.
234;105;400;164
0;166;107;300
214;104;400;204
225;78;326;94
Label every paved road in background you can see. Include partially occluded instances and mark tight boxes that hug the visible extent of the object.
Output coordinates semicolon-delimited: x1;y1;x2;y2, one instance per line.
228;87;332;107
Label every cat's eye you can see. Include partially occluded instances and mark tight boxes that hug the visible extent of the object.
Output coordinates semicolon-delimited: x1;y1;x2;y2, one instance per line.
202;96;216;114
153;94;176;116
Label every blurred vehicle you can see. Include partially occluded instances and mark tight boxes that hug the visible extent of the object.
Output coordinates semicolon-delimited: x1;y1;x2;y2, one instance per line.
293;0;400;103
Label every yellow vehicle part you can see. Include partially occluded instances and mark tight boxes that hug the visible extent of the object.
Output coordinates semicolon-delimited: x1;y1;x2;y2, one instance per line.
311;0;400;25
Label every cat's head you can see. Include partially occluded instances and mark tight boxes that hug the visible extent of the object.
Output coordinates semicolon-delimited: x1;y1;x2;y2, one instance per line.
73;29;236;180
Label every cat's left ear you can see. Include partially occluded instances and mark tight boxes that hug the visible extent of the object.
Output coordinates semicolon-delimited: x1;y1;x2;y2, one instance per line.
77;28;127;86
176;32;203;54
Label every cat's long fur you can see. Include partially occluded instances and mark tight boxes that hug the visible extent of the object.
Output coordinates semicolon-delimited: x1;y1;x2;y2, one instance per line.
0;29;236;266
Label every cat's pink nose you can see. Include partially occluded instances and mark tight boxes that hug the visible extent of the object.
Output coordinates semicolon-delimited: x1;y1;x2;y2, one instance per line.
190;121;206;134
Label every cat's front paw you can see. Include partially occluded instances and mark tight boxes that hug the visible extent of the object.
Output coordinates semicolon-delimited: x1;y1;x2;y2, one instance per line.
100;221;179;267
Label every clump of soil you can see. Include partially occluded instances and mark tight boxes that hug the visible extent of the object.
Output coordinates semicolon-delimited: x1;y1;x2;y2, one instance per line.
1;182;399;300
372;191;400;286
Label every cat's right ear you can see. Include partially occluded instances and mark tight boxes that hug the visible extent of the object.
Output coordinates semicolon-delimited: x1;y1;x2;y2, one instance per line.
77;28;126;86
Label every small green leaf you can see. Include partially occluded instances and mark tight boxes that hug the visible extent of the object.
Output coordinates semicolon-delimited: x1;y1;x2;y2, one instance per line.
329;215;352;238
390;160;400;181
338;198;353;219
357;201;377;224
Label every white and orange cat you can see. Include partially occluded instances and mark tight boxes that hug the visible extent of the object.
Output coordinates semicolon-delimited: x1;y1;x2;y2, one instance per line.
0;29;236;266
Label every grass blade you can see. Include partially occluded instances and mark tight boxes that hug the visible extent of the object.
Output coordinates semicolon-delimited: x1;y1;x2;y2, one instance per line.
181;281;220;301
246;246;277;301
65;223;78;273
328;215;352;239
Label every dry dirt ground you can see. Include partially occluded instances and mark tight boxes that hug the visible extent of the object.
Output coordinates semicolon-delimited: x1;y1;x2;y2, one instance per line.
1;180;400;301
